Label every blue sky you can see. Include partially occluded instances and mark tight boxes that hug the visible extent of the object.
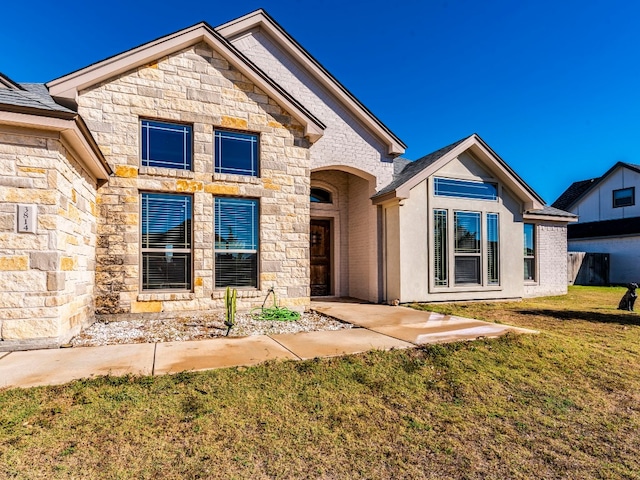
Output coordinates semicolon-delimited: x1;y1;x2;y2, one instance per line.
2;0;638;203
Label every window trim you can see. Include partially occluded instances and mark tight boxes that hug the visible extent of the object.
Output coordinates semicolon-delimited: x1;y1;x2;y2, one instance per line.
214;129;260;177
434;177;498;201
612;187;635;208
214;196;260;289
140;192;194;292
454;211;482;285
140;119;193;171
431;209;502;291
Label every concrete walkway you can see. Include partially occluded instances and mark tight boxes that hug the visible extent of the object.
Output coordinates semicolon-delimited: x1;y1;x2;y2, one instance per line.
0;302;536;389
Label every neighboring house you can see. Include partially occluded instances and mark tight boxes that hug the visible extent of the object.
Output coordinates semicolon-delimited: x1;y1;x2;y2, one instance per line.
553;161;640;284
0;10;574;351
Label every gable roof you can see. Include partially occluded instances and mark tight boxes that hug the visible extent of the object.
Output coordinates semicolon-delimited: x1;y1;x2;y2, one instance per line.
216;9;406;155
46;21;325;142
552;161;640;211
372;133;545;211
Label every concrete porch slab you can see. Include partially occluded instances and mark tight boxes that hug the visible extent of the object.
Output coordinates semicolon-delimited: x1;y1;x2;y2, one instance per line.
0;343;155;389
153;335;298;375
312;302;458;328
270;328;413;360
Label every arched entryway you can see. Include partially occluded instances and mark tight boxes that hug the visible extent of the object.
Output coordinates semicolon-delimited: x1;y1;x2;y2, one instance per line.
310;166;379;302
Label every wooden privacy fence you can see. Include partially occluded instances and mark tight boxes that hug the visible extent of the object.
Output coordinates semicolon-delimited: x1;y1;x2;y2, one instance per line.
568;252;610;286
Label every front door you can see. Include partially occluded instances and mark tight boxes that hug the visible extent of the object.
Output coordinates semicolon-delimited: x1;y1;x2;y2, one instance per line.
310;219;331;296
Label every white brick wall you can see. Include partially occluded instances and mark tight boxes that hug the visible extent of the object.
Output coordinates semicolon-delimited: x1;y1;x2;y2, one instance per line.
524;223;568;297
229;30;395;189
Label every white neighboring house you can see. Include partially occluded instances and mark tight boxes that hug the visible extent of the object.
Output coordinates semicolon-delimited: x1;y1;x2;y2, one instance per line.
553;161;640;284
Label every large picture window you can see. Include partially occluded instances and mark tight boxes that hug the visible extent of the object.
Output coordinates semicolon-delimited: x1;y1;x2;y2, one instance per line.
214;197;259;288
454;211;481;284
141;193;192;290
524;223;535;281
141;120;192;170
214;130;259;176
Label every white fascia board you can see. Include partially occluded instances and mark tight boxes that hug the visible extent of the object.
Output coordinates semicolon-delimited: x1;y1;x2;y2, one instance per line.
46;24;324;142
217;11;405;155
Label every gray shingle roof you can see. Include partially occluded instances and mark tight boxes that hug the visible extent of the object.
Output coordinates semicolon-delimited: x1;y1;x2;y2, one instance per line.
373;136;470;198
0;75;74;114
552;178;598;210
525;205;577;218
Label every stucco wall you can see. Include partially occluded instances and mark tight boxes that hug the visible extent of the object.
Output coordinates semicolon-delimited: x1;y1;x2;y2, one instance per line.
393;153;526;303
0;129;98;350
77;42;312;315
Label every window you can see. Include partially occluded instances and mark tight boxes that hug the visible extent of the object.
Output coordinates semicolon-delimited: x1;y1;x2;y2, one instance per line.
434;177;497;201
141;120;192;170
524;223;535;281
613;187;635;208
434;209;448;286
487;213;499;285
310;188;332;204
141;193;192;290
454;211;481;284
214;130;259;176
214;198;259;288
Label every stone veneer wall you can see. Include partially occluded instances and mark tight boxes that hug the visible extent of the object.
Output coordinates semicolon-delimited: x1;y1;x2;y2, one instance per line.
78;42;311;315
0;129;98;350
524;223;569;298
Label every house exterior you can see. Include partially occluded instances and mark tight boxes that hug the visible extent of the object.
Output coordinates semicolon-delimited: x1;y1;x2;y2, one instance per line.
0;10;574;351
553;161;640;284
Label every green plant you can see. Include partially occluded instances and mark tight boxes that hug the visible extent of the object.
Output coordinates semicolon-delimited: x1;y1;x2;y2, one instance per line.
251;287;300;321
224;286;237;336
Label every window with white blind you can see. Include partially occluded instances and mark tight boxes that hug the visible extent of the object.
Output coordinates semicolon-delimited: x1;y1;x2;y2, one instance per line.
454;211;481;284
141;120;192;170
214;130;259;176
141;193;192;290
434;209;448;286
487;213;499;285
214;197;259;288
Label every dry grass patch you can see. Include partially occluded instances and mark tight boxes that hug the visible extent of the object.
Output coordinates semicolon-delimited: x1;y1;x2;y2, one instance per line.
1;286;640;479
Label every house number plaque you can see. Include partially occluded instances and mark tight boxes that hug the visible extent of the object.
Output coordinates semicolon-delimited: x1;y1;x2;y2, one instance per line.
17;205;36;233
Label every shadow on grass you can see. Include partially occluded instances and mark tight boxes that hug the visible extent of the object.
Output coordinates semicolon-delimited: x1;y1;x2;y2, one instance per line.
516;308;640;326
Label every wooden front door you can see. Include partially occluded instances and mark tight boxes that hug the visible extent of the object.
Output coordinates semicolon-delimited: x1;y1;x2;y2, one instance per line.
310;219;331;296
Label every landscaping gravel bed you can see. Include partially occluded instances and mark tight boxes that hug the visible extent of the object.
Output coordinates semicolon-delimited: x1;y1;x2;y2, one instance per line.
70;311;352;347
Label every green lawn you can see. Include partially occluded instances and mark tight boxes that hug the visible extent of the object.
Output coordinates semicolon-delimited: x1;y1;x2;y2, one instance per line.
2;286;640;479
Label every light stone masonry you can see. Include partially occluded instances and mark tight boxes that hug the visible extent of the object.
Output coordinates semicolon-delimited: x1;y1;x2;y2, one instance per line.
0;130;98;351
78;42;312;316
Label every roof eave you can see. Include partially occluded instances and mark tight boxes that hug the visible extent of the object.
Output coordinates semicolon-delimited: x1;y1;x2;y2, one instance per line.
0;108;111;180
523;213;578;223
46;22;325;142
216;9;406;155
